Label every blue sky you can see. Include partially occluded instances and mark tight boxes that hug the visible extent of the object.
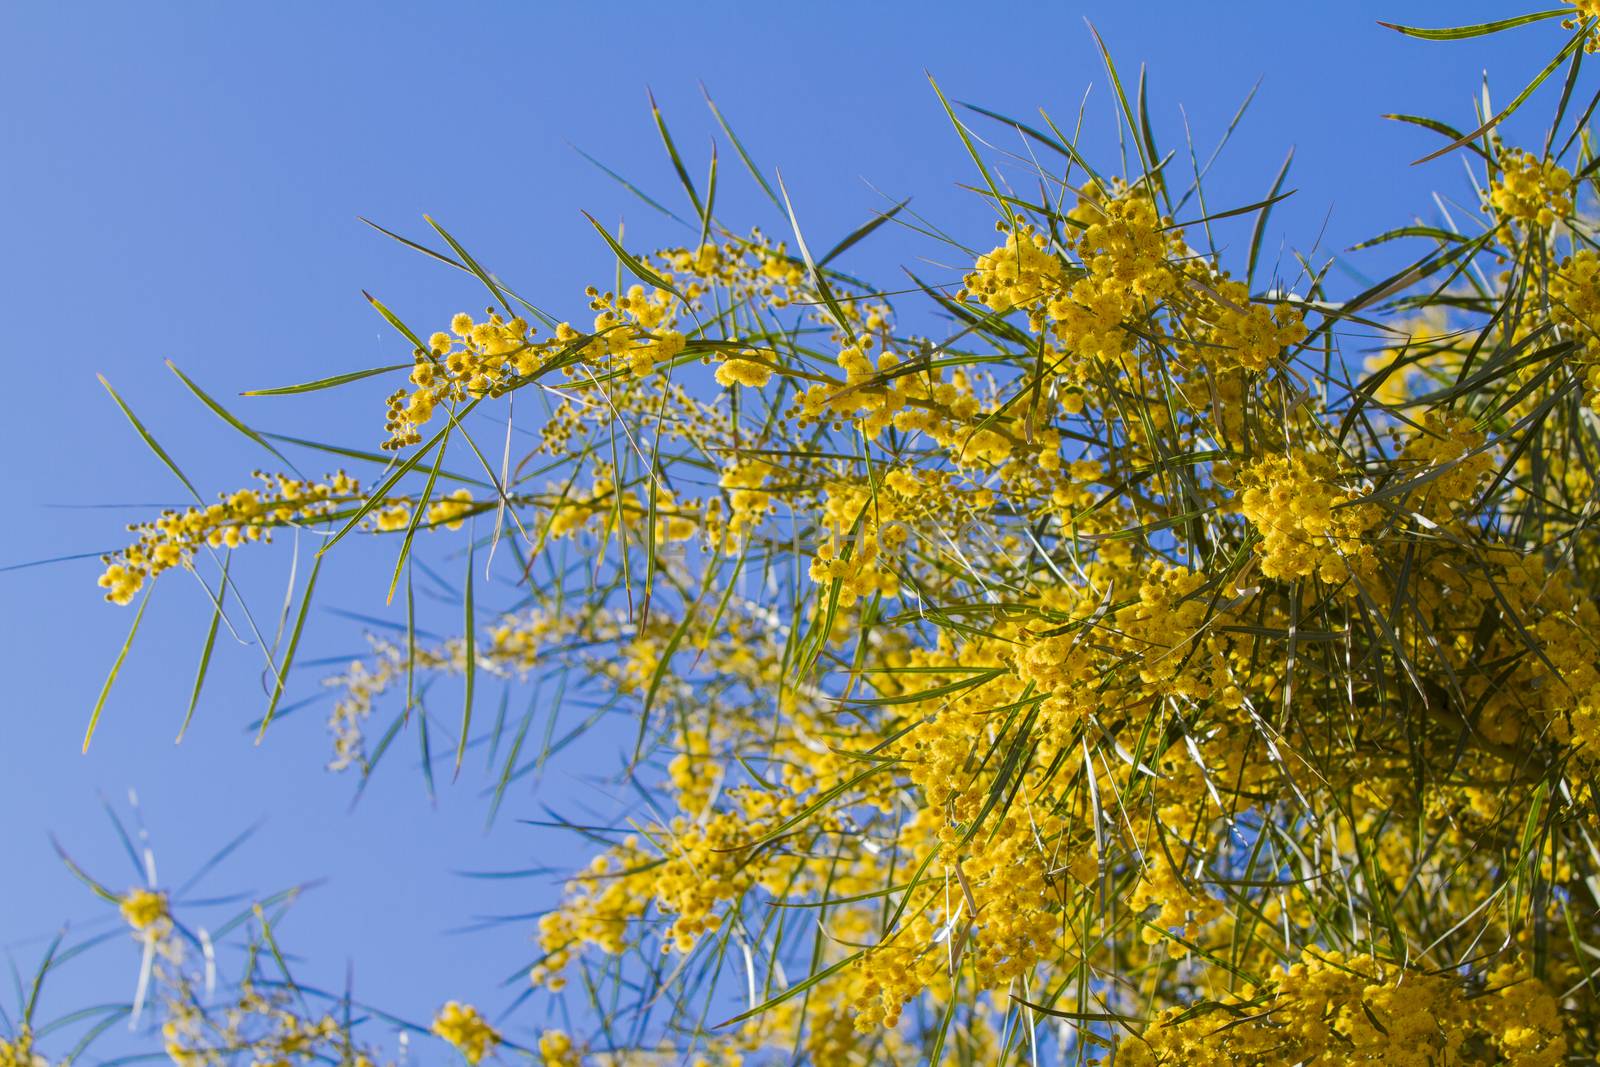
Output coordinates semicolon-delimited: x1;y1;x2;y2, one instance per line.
0;0;1565;1057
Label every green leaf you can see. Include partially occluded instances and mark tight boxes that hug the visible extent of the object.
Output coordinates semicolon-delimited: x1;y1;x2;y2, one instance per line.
242;363;410;397
928;73;1014;228
362;290;429;354
701;83;782;209
256;552;322;742
581;211;683;299
176;554;227;743
775;171;857;346
1377;10;1570;41
386;430;450;606
1086;20;1161;203
818;198;909;268
567;143;690;226
716;951;864;1028
423;215;513;320
1412;22;1591;163
1247;147;1294;290
165;360;295;472
357;216;559;329
97;374;201;502
84;584;152;753
23;930;64;1025
317;402;477;559
698;141;719;250
51;838;121;903
488;686;540;827
455;528;476;779
649;87;704;219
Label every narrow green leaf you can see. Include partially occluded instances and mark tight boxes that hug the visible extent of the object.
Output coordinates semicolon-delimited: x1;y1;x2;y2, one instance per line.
358;216;560;329
23;930;64;1025
256;553;322;742
455;529;476;779
1412;23;1591;163
716;951;864;1028
318;404;473;558
818;199;909;268
568;142;690;226
83;584;151;753
51;838;120;903
581;211;683;299
97;375;201;502
243;363;410;397
488;686;540;827
1247;147;1294;291
176;555;227;743
402;560;417;724
166;360;295;471
1086;20;1159;201
1377;10;1569;41
423;215;513;320
698;141;719;250
928;73;1014;228
386;430;450;606
362;290;428;354
775;170;857;346
701;83;782;209
649;87;704;218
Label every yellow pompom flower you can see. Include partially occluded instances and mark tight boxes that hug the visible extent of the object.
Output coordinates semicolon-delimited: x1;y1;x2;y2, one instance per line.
372;503;411;532
431;1002;499;1065
1487;147;1573;228
1565;0;1600;51
0;1027;48;1067
426;488;475;530
536;1030;579;1067
119;887;168;932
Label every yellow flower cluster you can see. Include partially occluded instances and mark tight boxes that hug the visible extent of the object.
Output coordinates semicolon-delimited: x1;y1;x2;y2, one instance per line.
1112;950;1566;1066
1487;147;1574;228
384;312;541;450
160;989;374;1067
0;1028;49;1067
1235;452;1378;584
1126;850;1222;949
964;182;1184;366
536;1030;579;1067
650;810;773;952
576;283;687;378
430;1002;499;1065
962;224;1066;314
530;847;643;990
1187;277;1308;372
87;870;394;1067
706;457;776;547
98;472;360;603
1398;411;1493;520
1567;0;1600;50
426;487;476;529
1568;682;1600;761
1547;248;1600;403
119;886;169;932
532;809;790;993
161;991;373;1067
1049;182;1183;360
712;347;777;388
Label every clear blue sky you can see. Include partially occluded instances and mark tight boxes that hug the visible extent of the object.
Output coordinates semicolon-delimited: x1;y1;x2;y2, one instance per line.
0;0;1562;1058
